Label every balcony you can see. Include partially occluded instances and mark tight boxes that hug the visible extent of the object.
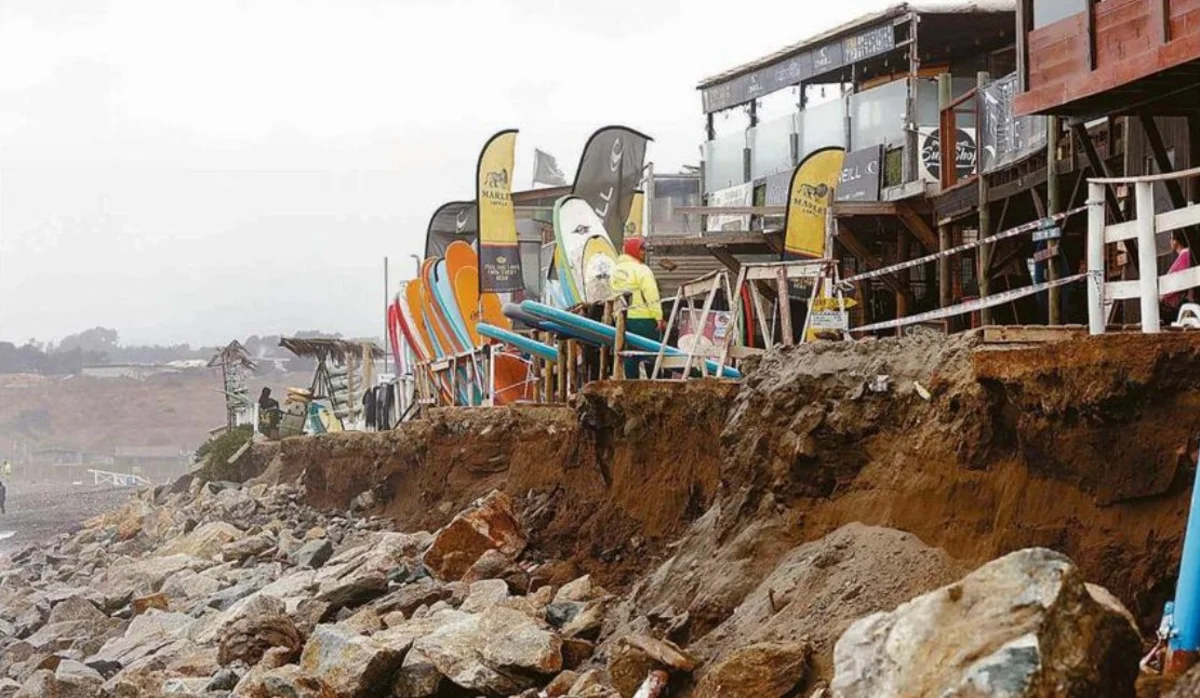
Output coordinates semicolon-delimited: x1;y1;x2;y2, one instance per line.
1015;0;1200;117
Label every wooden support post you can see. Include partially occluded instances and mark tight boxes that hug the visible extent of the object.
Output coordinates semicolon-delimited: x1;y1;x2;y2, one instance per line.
979;74;994;326
1015;0;1030;92
556;340;567;402
1047;115;1062;325
750;280;773;349
599;302;612;379
903;11;921;185
937;73;953;312
896;203;939;252
896;227;911;336
614;310;627;380
776;267;794;346
1191;115;1200;205
566;340;577;395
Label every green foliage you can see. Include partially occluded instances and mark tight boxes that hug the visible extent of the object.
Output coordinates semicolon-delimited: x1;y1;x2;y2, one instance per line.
195;425;253;482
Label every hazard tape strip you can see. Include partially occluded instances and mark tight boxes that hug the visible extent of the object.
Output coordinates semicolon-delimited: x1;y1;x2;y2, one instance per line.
840;206;1087;288
852;273;1087;333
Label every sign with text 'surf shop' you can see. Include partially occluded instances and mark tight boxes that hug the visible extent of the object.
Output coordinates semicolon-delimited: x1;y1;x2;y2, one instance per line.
476;130;522;292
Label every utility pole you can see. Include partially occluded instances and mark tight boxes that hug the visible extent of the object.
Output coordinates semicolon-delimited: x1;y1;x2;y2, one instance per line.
1047;116;1062;324
383;256;390;375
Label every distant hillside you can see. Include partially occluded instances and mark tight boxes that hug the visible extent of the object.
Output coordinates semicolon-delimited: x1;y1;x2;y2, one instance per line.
0;370;312;461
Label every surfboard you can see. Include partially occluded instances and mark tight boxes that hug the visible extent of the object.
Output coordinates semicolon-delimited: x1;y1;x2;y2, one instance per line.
419;259;458;356
433;259;473;351
387;301;404;371
580;236;617;303
479;323;558;362
402;283;455;403
403;283;435;360
520;301;742;379
451;267;484;347
446;241;513;334
553;196;618;305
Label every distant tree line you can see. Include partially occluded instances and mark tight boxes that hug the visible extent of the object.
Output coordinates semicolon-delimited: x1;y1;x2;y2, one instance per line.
0;327;380;376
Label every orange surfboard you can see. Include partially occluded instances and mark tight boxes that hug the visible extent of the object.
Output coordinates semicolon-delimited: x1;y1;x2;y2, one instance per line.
406;281;437;359
452;267;484;347
419;259;459;356
445;241;512;334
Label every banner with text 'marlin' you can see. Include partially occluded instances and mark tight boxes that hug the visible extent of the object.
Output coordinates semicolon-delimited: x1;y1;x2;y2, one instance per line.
783;146;846;260
476;129;522;292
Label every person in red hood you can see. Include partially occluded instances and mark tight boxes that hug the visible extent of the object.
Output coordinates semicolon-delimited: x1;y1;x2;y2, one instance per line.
612;236;664;377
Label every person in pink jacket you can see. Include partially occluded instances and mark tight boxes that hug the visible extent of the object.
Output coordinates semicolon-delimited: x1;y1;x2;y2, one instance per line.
1163;233;1193;321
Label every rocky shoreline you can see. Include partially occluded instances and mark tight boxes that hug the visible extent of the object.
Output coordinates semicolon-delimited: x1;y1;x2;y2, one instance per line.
0;470;1186;698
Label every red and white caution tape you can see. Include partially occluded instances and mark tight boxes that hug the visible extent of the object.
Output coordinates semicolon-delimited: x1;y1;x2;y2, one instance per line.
852;273;1087;333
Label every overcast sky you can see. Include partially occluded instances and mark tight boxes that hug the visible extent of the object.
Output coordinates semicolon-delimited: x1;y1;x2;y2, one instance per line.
0;0;885;346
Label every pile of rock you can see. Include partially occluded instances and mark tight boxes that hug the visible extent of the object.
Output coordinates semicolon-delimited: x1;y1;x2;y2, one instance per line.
0;472;1148;698
0;480;647;698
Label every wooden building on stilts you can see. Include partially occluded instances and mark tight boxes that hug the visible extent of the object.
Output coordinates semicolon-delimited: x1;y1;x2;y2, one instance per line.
647;0;1200;337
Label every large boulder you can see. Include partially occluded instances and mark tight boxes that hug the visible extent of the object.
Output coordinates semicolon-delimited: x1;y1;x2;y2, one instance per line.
53;660;104;698
161;569;223;604
422;491;526;582
98;555;210;606
156;522;244;560
91;610;195;667
831;548;1142;698
46;596;105;626
232;664;336;698
477;605;562;676
693;642;809;698
294;539;335;570
406;606;560;696
218;610;303;667
299;625;404;698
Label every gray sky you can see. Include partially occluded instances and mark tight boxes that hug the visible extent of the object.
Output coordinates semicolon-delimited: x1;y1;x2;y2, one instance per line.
0;0;882;346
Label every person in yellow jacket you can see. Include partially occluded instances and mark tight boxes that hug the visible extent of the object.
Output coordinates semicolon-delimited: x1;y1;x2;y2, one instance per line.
612;236;663;378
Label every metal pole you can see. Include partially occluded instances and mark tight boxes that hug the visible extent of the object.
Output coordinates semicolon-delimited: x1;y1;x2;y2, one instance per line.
383;256;390;375
1047;116;1062;324
1136;181;1162;333
646;162;656;237
978;71;993;326
937;73;953;313
1087;181;1107;335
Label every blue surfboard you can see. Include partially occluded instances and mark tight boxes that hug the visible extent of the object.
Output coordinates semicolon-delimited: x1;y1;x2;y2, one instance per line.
519;301;742;379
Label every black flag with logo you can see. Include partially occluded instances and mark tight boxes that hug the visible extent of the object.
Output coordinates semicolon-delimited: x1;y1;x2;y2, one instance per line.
571;125;651;249
424;201;478;260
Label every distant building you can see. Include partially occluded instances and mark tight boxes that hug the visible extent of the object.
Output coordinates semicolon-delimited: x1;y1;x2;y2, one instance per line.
31;447;114;483
80;364;182;380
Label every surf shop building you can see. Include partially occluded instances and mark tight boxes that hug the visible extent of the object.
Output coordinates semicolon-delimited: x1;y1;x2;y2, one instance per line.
658;1;1178;334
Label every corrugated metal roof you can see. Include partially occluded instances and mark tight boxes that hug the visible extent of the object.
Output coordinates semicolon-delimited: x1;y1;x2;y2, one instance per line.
696;1;1014;89
279;338;385;362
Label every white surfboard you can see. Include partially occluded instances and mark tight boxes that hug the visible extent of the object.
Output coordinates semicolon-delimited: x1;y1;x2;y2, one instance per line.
554;196;617;304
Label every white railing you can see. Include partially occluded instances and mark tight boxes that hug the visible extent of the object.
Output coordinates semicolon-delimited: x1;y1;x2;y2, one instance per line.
88;469;151;488
1087;168;1200;335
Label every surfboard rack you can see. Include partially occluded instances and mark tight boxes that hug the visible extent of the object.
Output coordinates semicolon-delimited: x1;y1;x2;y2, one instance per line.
723;259;852;351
